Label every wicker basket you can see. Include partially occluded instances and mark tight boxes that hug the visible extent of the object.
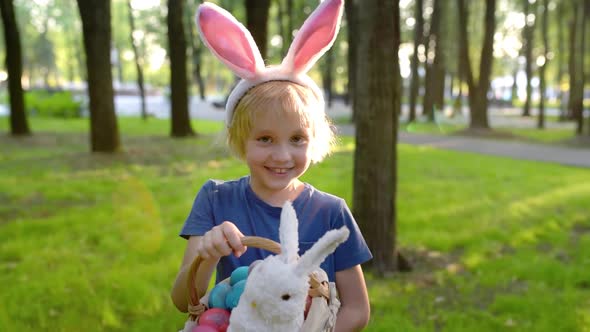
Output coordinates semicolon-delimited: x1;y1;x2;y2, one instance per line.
183;236;338;331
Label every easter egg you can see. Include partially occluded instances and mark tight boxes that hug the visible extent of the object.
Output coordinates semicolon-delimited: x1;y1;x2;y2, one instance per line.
225;279;246;309
191;325;217;332
198;308;231;332
208;282;232;309
230;266;249;285
248;260;262;275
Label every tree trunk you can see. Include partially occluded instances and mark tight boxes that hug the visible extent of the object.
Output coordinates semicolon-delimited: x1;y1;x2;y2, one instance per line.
127;0;147;120
453;76;463;116
574;0;586;135
453;52;463;116
434;67;446;112
353;0;403;275
408;0;423;122
571;0;585;135
423;0;443;122
586;0;590;136
511;65;518;104
276;0;293;57
245;0;271;60
557;2;567;120
168;0;195;137
77;0;120;152
457;0;496;129
322;49;334;108
185;0;206;100
287;0;293;48
537;0;549;129
448;74;454;115
567;2;579;122
1;0;30;136
433;0;448;111
344;0;357;114
277;0;286;56
114;46;124;83
522;0;535;117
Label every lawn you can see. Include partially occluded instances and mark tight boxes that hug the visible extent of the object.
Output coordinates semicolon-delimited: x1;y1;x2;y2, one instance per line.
1;117;589;331
400;120;577;144
332;110;579;145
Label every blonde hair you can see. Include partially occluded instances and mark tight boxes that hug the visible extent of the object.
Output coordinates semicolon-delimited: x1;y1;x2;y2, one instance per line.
227;81;336;164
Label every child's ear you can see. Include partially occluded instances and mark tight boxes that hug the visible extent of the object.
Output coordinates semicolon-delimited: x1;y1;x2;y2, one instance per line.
196;2;264;80
282;0;344;75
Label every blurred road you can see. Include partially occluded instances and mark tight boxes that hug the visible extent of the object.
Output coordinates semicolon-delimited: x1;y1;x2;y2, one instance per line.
337;124;590;168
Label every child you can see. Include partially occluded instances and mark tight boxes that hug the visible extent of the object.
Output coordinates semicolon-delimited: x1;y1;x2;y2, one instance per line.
171;0;372;330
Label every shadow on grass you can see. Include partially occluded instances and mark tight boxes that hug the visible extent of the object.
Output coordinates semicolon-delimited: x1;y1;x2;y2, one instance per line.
0;131;230;173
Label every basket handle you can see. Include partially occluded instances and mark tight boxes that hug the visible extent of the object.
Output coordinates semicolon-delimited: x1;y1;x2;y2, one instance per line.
185;236;329;321
186;236;280;320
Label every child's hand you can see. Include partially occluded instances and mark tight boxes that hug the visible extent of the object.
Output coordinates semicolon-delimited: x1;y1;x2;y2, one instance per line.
196;221;247;260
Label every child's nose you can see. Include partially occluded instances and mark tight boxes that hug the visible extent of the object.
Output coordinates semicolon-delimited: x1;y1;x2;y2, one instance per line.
271;144;291;161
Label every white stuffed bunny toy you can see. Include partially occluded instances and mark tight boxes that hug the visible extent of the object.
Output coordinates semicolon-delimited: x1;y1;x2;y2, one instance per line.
228;201;349;332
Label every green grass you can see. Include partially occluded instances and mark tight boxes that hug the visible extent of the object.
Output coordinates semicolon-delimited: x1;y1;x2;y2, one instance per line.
1;117;590;331
333;113;578;144
400;120;577;144
506;127;577;143
401;121;464;135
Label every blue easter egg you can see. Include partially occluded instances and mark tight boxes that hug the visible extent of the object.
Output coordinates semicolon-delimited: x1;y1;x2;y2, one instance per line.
208;282;232;309
230;266;249;286
225;279;246;309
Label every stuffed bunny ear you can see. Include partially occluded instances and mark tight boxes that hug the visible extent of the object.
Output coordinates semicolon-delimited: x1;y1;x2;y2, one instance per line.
196;2;264;80
294;226;349;277
279;201;300;264
282;0;344;75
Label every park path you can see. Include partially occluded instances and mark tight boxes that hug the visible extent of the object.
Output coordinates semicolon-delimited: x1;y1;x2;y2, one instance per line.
337;124;590;168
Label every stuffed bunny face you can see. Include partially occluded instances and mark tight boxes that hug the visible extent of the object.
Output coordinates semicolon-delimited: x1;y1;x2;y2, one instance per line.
242;256;309;324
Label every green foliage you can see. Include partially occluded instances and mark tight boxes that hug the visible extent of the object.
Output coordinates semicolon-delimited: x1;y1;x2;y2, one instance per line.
0;89;7;104
1;118;589;331
25;90;82;118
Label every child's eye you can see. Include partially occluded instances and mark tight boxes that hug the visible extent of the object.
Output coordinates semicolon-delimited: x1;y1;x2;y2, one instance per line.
290;135;308;144
257;136;272;143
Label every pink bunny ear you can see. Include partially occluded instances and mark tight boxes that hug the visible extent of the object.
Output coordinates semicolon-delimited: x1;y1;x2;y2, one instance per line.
283;0;343;74
196;3;264;80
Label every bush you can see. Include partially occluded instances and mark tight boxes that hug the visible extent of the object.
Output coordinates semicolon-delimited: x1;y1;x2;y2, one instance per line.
25;90;82;118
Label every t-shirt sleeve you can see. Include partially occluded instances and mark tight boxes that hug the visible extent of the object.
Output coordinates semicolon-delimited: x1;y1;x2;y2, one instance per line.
332;199;373;271
179;180;216;239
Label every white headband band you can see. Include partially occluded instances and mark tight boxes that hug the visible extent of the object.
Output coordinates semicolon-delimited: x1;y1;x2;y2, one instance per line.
196;0;344;126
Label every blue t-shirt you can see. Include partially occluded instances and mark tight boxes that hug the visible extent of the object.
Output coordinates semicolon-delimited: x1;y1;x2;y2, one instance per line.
180;176;372;283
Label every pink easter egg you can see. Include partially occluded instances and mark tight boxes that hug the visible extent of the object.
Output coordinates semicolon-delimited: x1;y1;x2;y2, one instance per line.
191;324;217;332
198;308;231;332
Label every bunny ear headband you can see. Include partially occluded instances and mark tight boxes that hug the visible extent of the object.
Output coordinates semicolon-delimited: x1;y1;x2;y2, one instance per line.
196;0;344;126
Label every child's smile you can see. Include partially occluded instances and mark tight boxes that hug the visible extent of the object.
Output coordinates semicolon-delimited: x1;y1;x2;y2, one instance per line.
266;167;290;175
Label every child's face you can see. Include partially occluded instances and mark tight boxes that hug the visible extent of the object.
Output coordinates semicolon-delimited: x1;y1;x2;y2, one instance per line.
245;109;313;200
